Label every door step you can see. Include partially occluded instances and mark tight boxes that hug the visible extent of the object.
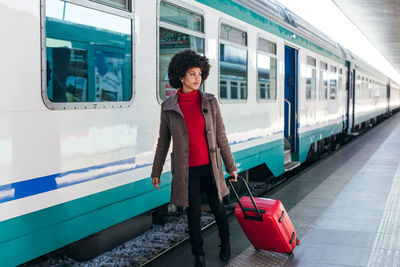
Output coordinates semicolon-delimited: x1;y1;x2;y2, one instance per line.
349;132;360;136
284;161;300;172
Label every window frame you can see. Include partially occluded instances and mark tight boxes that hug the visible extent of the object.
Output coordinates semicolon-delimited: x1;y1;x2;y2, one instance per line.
355;74;361;98
328;64;338;100
218;18;248;103
319;60;328;101
40;0;135;110
90;0;131;11
338;67;344;99
256;34;278;103
156;0;206;104
305;55;317;101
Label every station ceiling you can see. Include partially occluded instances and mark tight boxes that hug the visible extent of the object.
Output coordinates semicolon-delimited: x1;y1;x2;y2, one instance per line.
333;0;400;75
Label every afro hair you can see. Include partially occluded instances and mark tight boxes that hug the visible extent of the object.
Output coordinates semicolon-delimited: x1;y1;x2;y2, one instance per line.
168;50;211;89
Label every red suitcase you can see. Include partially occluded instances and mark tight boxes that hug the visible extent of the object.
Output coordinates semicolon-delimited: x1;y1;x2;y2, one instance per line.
228;177;300;255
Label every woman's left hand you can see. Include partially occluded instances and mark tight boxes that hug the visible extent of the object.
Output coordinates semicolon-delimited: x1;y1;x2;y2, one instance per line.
229;170;238;182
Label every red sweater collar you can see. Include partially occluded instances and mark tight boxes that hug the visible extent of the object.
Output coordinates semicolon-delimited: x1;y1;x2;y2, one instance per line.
177;88;200;103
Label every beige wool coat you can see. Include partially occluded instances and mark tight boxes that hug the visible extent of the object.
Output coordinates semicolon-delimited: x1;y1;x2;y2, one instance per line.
151;90;237;207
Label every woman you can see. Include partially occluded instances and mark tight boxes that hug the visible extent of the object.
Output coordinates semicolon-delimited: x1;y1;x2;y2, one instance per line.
151;50;238;267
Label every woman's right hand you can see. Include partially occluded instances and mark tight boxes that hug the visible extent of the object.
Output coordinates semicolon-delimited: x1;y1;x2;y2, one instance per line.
152;177;161;189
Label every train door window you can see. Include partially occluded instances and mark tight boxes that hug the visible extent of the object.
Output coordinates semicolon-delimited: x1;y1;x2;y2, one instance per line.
219;23;248;100
305;56;316;100
43;0;133;109
158;1;205;100
329;65;337;99
319;61;328;100
257;37;277;100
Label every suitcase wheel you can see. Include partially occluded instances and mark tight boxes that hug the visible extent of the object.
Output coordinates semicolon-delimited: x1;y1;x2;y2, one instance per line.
253;246;260;252
288;249;295;257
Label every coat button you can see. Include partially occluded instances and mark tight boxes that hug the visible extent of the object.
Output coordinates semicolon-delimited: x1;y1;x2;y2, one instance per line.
207;130;212;135
210;147;216;153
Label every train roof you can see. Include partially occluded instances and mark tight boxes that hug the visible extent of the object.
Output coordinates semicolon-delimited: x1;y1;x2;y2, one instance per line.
233;0;390;81
233;0;343;57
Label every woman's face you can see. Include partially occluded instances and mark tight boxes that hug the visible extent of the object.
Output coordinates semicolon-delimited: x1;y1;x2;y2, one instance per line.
181;67;202;93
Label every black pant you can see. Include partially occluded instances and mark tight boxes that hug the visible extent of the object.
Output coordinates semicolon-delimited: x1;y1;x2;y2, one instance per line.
187;164;229;256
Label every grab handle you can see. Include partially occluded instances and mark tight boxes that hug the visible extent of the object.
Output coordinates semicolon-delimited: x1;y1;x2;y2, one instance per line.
284;99;291;137
227;176;263;221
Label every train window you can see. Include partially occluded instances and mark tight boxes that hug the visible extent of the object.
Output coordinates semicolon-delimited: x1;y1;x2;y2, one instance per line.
257;54;277;100
306;56;316;100
319;70;328;100
219;23;247;100
320;61;328;70
44;0;132;108
158;1;205;100
258;38;276;55
368;80;373;98
220;80;228;98
220;24;247;46
361;76;366;98
372;81;377;98
330;66;337;73
160;1;203;32
356;75;361;98
306;56;316;67
91;0;130;10
257;38;277;100
338;69;344;97
329;74;337;100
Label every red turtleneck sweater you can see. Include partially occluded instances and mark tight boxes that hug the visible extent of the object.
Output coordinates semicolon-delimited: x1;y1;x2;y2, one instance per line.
177;89;210;167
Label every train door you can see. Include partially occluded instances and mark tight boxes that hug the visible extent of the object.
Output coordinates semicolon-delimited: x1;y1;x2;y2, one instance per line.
345;61;351;132
346;66;356;134
386;82;391;113
284;45;299;170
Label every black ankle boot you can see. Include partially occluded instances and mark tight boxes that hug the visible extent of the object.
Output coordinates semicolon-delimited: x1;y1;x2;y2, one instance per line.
219;243;231;262
194;255;206;267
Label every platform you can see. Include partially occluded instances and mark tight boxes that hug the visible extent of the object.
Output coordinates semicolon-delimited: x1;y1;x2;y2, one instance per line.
147;112;400;267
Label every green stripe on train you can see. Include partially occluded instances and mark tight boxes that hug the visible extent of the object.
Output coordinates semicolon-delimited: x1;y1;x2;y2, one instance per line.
298;121;344;163
232;139;284;176
196;0;345;65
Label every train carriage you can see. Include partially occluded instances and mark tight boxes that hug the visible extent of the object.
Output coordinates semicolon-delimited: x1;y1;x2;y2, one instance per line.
0;0;397;266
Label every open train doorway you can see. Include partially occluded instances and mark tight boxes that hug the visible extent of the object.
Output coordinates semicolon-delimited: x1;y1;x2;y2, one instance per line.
284;45;300;171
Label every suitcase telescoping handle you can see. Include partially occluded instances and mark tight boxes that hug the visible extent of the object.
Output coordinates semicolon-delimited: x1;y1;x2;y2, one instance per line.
227;176;263;221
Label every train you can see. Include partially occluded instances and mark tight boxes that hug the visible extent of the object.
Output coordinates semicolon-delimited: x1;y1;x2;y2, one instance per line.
1;0;400;265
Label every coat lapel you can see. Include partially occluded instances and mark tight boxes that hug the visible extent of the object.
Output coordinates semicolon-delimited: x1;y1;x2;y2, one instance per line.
162;93;183;117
